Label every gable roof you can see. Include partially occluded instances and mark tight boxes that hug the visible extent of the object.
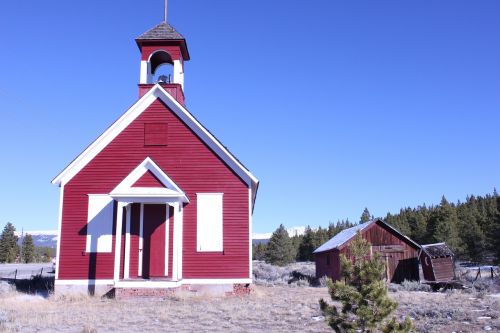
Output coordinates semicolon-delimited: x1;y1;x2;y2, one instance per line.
52;84;259;207
313;219;420;254
421;243;454;258
136;22;185;41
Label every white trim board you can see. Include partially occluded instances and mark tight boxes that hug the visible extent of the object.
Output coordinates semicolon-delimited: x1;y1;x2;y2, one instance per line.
51;84;258;207
55;185;65;280
55;278;252;287
110;157;189;203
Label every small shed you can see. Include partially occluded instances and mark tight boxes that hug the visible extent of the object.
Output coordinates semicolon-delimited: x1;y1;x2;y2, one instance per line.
314;219;421;283
419;243;455;282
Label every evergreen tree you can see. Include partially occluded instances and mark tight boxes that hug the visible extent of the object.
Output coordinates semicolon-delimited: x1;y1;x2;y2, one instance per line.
0;222;19;263
21;234;35;263
314;226;330;251
252;242;267;261
426;197;463;253
298;226;315;261
360;208;372;223
290;234;302;260
493;196;500;264
319;233;412;333
265;224;294;266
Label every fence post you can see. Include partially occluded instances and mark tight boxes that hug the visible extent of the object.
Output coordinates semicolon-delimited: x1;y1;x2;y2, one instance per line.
40;268;43;276
491;267;494;279
14;269;17;281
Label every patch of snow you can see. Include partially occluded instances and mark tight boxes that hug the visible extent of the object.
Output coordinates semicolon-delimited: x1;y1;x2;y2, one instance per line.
14;294;46;302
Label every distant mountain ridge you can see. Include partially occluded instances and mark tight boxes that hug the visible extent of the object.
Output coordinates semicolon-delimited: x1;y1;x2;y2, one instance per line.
15;231;58;248
252;226;308;240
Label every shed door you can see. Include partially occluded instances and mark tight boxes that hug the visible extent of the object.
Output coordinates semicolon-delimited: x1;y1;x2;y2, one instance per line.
142;204;166;278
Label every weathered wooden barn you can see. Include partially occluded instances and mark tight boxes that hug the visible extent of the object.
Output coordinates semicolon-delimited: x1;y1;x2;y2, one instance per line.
419;243;455;282
314;219;420;283
51;19;259;296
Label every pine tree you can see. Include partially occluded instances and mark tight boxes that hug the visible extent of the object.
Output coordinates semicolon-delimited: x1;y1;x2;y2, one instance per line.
493;196;500;264
265;224;294;266
252;242;267;261
21;234;35;263
427;197;463;253
319;233;413;333
0;222;19;263
360;208;372;223
298;226;315;261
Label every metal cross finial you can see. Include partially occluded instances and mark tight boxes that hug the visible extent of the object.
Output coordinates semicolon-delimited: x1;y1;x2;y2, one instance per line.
164;0;168;22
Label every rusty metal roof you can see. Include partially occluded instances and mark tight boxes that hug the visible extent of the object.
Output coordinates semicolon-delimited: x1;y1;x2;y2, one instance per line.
313;219;421;254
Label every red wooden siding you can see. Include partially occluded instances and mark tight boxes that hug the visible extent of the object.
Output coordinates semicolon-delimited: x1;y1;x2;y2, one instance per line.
315;250;340;280
430;257;454;281
132;171;166;188
421;252;435;281
144;123;168;146
59;98;249;280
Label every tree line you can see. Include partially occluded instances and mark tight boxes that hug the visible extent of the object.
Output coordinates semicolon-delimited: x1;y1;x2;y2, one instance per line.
385;190;499;263
255;190;500;266
0;222;54;263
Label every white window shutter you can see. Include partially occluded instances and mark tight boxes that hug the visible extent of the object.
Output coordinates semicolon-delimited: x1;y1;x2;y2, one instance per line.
86;195;114;253
197;193;223;252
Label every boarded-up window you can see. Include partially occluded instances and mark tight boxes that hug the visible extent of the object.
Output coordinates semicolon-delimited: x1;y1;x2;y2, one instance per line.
197;193;223;252
86;195;114;253
144;123;168;146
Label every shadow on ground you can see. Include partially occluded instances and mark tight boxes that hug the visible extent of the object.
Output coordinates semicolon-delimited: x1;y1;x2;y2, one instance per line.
1;275;54;297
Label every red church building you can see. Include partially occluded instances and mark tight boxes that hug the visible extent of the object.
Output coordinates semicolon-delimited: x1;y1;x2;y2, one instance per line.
52;20;259;296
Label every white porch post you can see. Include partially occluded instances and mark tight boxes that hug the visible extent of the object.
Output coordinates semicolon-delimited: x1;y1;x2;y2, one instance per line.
165;204;170;276
113;201;126;282
172;201;183;281
138;203;144;277
124;204;132;279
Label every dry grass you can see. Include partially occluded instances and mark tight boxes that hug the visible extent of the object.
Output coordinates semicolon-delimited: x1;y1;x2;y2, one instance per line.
0;284;499;332
0;286;330;333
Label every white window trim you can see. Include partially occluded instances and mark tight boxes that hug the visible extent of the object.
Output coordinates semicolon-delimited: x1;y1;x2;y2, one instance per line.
196;193;224;253
85;194;115;253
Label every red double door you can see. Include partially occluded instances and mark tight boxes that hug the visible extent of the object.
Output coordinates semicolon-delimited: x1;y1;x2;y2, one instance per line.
142;204;171;278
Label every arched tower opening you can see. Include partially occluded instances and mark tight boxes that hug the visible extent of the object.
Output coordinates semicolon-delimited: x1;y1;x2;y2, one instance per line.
150;50;174;83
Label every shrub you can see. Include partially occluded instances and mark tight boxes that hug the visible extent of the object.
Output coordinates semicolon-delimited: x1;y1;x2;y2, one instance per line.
400;280;432;292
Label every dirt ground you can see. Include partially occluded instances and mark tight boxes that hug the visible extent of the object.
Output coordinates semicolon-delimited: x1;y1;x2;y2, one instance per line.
0;285;499;332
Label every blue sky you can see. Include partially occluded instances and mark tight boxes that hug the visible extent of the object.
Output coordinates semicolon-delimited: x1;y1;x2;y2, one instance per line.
0;1;499;233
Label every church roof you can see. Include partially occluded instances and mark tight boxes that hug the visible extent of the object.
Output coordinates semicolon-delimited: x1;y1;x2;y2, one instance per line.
136;22;185;41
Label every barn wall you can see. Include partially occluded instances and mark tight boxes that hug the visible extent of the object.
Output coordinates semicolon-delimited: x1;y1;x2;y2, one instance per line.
315;250;340;281
338;222;419;283
59;98;249;280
